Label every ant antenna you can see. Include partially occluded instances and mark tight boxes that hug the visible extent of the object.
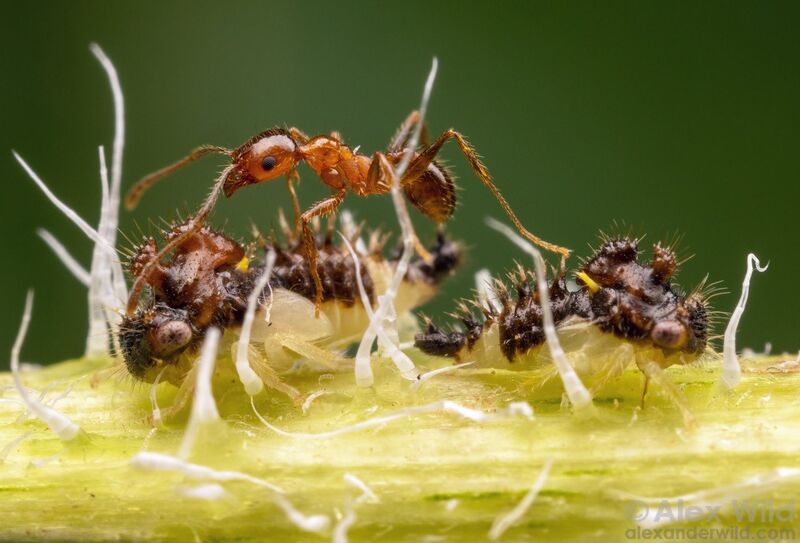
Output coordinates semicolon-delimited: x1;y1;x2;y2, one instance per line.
125;164;235;315
125;144;231;210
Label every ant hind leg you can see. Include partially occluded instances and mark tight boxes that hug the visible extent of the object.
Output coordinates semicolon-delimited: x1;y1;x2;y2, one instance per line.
403;129;571;258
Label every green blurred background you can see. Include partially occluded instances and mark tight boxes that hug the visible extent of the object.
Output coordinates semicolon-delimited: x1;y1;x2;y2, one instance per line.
1;1;797;368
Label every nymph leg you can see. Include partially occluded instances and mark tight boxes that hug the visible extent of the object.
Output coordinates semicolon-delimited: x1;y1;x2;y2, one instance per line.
156;364;198;422
238;344;303;404
637;359;696;429
266;332;348;371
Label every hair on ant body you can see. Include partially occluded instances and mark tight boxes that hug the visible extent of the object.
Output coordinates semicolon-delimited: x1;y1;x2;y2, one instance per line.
118;216;461;417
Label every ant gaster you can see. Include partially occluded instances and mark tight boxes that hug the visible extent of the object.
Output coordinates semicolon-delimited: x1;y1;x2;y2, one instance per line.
125;111;571;316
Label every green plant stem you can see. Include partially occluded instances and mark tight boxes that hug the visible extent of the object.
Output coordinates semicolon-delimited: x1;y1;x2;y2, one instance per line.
1;353;799;542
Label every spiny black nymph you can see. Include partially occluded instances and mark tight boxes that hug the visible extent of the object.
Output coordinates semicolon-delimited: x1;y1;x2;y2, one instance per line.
415;237;709;363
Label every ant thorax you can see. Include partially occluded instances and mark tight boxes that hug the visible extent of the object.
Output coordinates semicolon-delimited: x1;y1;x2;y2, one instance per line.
415;237;713;376
119;218;461;385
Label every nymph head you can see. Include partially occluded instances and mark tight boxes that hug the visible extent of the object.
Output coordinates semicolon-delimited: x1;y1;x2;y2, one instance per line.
119;305;195;381
580;238;709;355
224;128;299;196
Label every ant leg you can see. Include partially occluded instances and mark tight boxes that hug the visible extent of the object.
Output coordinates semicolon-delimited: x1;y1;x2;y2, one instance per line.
388;110;430;152
125;145;230;210
288;127;310;145
285;170;303;228
368;152;433;262
403;129;572;258
299;189;348;316
126;165;233;315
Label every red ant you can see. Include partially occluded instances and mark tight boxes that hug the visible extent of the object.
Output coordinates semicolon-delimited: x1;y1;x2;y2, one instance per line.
124;111;571;316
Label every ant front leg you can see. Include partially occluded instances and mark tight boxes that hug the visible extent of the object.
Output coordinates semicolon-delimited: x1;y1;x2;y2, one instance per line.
403;129;571;258
299;188;348;317
285;169;303;229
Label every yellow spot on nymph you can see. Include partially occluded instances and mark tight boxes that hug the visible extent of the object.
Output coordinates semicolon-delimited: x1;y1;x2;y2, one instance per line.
236;257;249;272
576;271;600;294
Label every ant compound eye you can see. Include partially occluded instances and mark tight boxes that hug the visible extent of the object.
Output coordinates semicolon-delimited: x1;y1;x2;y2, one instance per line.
261;156;277;171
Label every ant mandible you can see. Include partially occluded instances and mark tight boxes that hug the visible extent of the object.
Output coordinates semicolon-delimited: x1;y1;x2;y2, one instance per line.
124;111;571;317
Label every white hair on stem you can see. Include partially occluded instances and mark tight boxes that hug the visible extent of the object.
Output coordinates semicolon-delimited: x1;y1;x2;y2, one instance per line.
339;209;367;254
272;495;331;533
485;217;594;413
741;342;772;358
132;452;327;532
352;58;438;387
86;146;123;355
130;451;284;493
488;458;553;540
176;483;227;501
251;397;532;439
301;390;328;414
334;471;379;543
475;268;502;312
178;328;221;459
235;250;276;396
339;235;417;381
344;473;379;504
13;152;115;256
332;507;357;543
36;229;90;286
395;58;438;178
15;44;128;358
0;430;34;462
618;466;800;529
149;368;167;427
90;43;128;306
410;361;474;391
10;291;80;441
720;253;768;389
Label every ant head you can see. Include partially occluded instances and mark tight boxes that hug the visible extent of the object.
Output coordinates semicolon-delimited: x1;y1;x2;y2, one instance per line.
224;128;298;196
